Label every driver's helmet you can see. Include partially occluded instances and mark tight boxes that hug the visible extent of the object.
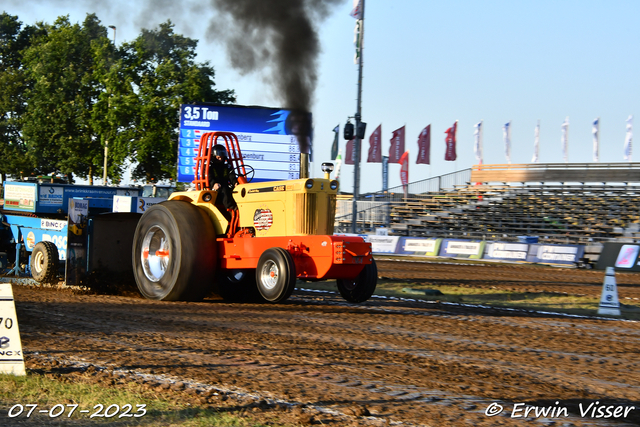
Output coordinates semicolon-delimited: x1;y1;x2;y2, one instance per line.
212;144;228;159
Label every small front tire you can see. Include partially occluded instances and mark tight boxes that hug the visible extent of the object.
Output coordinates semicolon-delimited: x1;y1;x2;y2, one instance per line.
337;259;378;303
256;248;296;303
31;241;59;283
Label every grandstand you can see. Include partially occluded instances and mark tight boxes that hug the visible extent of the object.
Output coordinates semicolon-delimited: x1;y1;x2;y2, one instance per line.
335;163;640;245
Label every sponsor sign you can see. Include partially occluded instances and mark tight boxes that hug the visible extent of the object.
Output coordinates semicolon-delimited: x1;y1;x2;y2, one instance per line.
3;183;36;212
440;240;485;258
0;284;25;375
614;245;640;268
66;199;89;286
40;219;67;231
365;235;400;254
399;238;441;256
38;185;64;206
113;196;164;213
527;244;583;264
485;242;528;260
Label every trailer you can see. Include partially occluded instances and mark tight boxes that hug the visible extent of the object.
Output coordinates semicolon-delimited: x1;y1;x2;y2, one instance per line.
0;182;142;285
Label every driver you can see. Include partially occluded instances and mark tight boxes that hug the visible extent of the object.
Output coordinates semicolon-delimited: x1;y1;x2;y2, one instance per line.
208;144;237;210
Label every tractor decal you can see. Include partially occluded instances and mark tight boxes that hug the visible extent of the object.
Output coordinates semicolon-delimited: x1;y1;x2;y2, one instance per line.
253;209;273;231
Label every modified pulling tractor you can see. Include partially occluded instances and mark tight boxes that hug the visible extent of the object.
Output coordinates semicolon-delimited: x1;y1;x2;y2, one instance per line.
132;132;377;303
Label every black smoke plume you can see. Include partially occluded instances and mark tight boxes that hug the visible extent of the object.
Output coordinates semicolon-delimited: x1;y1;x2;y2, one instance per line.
206;0;344;112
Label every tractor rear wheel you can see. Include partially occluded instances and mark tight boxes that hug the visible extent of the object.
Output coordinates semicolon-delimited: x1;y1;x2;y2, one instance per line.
133;201;216;301
256;248;296;303
337;259;378;303
31;241;59;283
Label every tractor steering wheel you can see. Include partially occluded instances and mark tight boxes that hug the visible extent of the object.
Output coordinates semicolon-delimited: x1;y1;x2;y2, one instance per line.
233;165;255;183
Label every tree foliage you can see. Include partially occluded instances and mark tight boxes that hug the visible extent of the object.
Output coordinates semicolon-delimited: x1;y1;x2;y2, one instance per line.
1;12;235;184
0;13;41;181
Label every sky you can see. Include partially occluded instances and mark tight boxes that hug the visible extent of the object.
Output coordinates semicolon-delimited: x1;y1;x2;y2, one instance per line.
4;0;640;193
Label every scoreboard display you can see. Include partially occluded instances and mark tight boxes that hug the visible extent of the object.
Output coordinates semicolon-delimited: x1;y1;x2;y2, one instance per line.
178;104;312;183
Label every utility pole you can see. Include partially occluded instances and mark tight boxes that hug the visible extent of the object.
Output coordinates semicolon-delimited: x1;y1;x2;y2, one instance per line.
351;0;365;233
104;25;116;186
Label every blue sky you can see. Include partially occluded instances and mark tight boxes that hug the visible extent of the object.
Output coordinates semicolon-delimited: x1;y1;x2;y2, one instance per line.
5;0;640;192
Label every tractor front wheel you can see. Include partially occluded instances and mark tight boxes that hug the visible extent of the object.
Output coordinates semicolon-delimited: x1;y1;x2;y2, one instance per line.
337;259;378;303
133;201;216;301
256;248;296;303
31;241;59;283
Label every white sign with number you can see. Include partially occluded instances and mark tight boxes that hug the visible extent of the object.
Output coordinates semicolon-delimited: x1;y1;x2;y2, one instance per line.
0;284;26;375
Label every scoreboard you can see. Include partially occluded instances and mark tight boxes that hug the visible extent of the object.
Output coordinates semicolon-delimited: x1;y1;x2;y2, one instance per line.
178;104;312;183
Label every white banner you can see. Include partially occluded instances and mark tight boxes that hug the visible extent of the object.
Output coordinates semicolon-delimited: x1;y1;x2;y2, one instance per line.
474;120;483;164
561;117;569;162
503;121;511;164
624;115;633;161
592;118;600;162
532;120;540;163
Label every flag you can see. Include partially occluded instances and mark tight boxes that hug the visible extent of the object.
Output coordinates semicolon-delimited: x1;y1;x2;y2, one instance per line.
444;121;457;161
532;120;540;163
345;138;356;165
353;19;363;64
416;125;431;164
474;121;483;164
389;126;405;163
399;151;409;199
367;125;382;162
503;121;511;164
331;125;339;160
561;117;569;162
624;115;633;161
334;150;342;180
592;118;599;162
350;0;363;19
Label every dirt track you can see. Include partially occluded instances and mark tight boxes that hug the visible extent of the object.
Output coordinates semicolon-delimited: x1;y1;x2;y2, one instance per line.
8;260;640;426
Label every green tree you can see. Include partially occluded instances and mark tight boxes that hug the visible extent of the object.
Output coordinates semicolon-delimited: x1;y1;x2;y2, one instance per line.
121;21;235;183
0;13;40;182
21;14;110;184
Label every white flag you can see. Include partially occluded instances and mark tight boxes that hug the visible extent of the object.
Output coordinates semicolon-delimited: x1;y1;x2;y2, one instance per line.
503;121;511;164
353;19;363;64
350;0;363;19
474;120;483;164
334;149;343;180
624;115;633;161
532;120;540;163
561;117;569;162
592;118;599;162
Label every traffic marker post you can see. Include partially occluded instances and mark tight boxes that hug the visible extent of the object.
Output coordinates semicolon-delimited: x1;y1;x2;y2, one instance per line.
0;283;26;375
598;267;621;316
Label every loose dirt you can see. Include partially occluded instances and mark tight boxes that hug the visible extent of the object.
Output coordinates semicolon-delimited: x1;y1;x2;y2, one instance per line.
6;260;640;426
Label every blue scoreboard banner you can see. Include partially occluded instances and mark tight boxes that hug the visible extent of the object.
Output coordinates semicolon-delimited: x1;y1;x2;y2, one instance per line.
178;104;312;183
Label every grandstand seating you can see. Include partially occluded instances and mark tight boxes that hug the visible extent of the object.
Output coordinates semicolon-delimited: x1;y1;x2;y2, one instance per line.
335;164;640;245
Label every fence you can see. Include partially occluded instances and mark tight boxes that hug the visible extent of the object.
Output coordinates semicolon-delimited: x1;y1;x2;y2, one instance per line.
334;168;472;232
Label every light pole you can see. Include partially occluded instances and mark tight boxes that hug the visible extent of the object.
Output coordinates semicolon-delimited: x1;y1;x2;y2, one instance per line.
104;25;116;186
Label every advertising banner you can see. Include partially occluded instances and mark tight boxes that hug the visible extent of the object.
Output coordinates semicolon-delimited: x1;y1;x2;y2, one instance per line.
527;244;584;264
484;242;529;261
178;104;311;183
389;126;405;163
439;239;485;258
596;242;640;271
365;235;400;254
66;198;89;286
399;238;441;256
367;125;382;163
416;125;431;164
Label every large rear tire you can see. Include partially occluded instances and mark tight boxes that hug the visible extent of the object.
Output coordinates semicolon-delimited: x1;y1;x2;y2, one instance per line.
31;241;59;283
337;259;378;303
256;247;296;303
133;201;216;301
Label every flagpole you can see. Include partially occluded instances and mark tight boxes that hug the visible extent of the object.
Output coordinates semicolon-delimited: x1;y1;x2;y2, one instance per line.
351;0;365;233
